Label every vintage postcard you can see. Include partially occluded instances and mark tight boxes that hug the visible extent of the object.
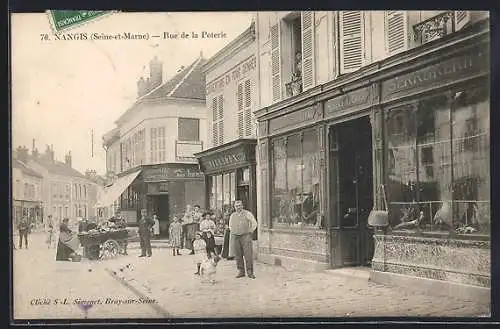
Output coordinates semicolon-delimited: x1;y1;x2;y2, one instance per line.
11;10;491;321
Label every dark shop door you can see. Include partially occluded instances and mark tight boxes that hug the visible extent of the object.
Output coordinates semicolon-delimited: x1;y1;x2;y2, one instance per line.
329;116;374;268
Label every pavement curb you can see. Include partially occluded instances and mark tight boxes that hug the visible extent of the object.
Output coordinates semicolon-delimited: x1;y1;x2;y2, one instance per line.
104;267;171;317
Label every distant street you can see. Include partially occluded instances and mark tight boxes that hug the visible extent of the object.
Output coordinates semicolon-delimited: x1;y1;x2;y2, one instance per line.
12;232;490;319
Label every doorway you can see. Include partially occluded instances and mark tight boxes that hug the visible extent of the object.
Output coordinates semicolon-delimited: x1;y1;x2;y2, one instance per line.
152;194;169;238
329;116;374;268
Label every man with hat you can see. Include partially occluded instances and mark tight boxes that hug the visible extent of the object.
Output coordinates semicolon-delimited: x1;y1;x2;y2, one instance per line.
138;209;154;257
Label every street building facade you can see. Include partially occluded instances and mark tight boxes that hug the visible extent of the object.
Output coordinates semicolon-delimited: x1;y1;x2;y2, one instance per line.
15;144;100;229
195;22;259;240
12;151;44;228
254;11;490;301
101;55;208;237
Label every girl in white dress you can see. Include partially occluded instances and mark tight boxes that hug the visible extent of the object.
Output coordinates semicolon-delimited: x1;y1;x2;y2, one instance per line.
193;231;207;275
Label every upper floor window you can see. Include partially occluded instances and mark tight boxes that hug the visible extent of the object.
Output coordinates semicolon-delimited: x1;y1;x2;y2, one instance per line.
237;79;254;138
275;11;316;100
212;95;224;146
150;128;158;163
178;118;200;142
158;127;166;162
339;11;365;74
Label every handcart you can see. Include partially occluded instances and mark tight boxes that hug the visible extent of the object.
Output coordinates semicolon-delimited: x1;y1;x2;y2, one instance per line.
78;228;133;260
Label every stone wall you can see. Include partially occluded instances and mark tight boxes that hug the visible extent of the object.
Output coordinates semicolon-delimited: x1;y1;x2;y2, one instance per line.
371;233;490;287
258;228;329;271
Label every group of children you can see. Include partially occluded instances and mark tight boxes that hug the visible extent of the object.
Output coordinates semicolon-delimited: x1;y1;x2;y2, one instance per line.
168;212;218;275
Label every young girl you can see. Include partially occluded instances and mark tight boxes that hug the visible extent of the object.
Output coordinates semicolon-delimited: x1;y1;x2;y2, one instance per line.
193;231;207;275
169;216;183;256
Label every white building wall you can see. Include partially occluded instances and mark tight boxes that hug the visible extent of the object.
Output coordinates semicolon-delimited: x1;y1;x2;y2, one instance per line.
205;40;258;148
257;10;488;108
116;100;207;172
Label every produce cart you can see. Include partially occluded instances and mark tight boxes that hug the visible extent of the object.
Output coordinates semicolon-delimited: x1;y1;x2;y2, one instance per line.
78;228;133;260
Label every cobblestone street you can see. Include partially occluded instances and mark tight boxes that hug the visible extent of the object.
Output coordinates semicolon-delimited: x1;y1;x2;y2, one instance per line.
12;232;490;320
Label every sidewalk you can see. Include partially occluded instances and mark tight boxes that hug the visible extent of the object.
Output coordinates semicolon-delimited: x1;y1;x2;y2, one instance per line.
107;248;490;318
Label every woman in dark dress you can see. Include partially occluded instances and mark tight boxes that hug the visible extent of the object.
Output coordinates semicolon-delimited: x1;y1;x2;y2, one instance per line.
56;218;78;261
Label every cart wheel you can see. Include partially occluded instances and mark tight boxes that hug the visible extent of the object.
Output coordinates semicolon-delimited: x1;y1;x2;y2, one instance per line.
101;239;119;260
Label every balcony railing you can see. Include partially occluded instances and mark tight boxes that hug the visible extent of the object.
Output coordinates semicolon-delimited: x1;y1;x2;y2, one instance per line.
285;78;303;98
175;140;203;162
413;11;455;46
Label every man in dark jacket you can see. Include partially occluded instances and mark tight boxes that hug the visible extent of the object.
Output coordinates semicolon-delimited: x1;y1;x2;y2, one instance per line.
138;209;154;257
18;216;31;249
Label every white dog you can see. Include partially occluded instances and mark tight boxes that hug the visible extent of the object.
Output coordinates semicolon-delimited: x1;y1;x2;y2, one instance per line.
200;253;221;284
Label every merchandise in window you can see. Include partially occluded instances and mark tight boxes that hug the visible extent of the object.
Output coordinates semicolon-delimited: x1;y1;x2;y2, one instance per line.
271;128;322;228
207;172;238;236
386;87;490;235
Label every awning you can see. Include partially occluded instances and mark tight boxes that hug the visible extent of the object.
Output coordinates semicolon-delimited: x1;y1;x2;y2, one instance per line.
96;170;141;208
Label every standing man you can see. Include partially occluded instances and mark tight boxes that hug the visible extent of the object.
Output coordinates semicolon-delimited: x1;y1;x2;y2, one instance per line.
138;209;154;257
18;215;31;249
229;200;257;279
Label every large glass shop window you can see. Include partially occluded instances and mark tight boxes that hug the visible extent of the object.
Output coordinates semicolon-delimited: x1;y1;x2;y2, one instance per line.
208;172;238;236
271;128;322;228
386;87;490;235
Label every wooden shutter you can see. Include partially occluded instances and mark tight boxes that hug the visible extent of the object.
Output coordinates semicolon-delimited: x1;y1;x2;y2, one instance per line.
339;11;364;74
301;11;315;90
244;79;252;137
218;94;224;145
212;98;218;146
385;11;408;57
271;22;282;102
237;82;244;138
455;11;471;31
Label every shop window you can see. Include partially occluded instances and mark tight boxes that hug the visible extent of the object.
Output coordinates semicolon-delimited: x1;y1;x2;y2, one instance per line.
386;87;490;235
271;128;322;228
207;172;238;235
178;118;200;142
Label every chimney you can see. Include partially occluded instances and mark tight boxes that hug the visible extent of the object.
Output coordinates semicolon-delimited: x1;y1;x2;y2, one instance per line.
32;147;39;159
16;146;29;163
65;151;72;168
149;56;163;90
137;76;147;98
199;50;203;58
44;145;54;162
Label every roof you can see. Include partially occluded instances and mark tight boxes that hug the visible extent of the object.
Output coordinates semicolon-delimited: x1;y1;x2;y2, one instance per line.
115;55;207;125
31;157;86;179
12;159;43;178
142;56;207;101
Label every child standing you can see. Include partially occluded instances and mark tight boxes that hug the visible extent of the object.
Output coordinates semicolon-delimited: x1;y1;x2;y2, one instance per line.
193;231;207;275
169;216;183;256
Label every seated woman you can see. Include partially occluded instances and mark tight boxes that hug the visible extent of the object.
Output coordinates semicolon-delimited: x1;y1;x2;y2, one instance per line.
56;218;80;261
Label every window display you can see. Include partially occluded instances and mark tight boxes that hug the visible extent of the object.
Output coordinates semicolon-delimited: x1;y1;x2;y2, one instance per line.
386;87;490;235
271;128;321;228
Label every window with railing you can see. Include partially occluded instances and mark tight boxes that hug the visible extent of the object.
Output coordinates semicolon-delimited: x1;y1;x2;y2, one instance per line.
386;86;490;236
413;11;471;46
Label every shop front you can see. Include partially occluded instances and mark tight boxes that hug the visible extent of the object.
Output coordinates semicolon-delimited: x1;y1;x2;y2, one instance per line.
141;163;205;238
195;139;258;239
256;19;490;300
13;199;43;228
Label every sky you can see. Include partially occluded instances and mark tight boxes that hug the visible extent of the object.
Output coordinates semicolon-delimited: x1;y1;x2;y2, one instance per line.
11;11;254;175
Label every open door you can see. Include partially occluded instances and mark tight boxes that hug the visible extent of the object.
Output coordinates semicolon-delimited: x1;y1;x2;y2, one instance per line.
329;116;374;268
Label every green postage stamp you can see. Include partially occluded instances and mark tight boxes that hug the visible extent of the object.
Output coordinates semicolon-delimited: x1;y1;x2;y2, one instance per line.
47;10;114;32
